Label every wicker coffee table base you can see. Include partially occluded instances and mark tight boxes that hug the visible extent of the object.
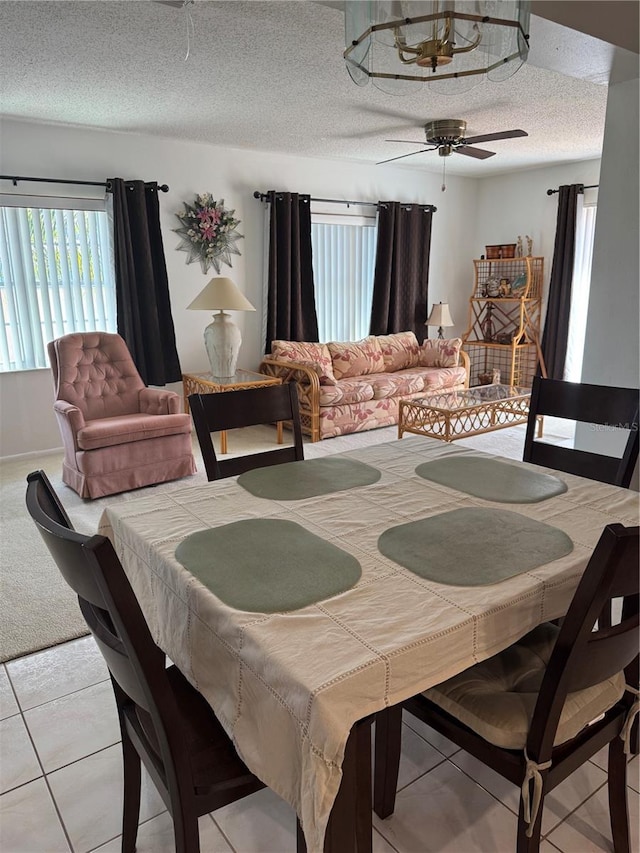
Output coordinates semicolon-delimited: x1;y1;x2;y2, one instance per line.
398;394;531;443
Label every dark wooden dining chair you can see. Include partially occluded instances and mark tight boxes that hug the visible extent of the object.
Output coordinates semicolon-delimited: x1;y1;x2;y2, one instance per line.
373;522;639;853
25;469;266;853
523;377;639;487
189;382;304;480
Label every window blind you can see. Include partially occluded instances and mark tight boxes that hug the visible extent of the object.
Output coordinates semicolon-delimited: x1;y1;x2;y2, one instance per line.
0;205;116;371
311;221;377;343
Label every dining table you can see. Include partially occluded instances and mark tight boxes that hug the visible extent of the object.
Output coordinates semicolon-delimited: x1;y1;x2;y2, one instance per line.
98;435;639;853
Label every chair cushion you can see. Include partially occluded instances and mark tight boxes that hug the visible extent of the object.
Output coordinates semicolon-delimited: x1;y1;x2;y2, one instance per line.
52;332;146;419
424;622;626;749
77;413;192;450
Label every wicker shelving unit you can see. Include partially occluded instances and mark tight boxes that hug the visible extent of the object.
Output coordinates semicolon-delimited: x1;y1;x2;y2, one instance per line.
462;256;547;387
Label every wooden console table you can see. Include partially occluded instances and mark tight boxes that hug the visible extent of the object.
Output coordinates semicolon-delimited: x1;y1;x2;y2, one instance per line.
182;369;283;454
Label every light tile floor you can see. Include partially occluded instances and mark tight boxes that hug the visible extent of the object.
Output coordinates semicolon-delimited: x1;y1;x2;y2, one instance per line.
1;635;638;853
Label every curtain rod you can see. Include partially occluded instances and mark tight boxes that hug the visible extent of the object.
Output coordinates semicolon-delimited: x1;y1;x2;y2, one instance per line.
253;191;436;212
0;175;169;192
546;183;598;196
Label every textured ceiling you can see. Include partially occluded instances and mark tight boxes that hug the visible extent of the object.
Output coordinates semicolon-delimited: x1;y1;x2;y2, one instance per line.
0;0;636;177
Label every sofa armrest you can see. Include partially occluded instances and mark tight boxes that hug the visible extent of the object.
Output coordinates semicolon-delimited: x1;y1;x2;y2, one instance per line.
139;387;181;415
259;357;321;442
459;349;470;388
53;400;86;455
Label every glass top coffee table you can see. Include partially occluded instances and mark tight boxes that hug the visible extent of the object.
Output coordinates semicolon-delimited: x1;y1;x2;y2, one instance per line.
398;384;531;442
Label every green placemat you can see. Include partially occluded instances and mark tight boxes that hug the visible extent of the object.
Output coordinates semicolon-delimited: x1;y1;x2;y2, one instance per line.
175;519;361;612
237;457;381;500
377;508;573;586
415;456;567;503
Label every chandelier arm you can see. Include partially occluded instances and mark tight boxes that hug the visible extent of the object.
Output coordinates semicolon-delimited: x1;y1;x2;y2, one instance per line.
451;28;482;55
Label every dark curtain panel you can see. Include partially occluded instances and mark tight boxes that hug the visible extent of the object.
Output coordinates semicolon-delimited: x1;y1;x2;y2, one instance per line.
266;191;319;349
540;184;582;380
109;178;182;385
369;202;433;343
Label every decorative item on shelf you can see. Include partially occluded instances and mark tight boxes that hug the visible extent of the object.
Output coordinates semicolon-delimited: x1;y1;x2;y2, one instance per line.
526;235;533;256
174;193;243;275
500;243;516;258
496;328;517;345
485;277;501;297
187;277;255;379
478;369;500;385
485;244;502;259
343;0;530;96
481;304;494;342
425;301;454;339
516;236;523;257
499;278;511;297
511;272;528;296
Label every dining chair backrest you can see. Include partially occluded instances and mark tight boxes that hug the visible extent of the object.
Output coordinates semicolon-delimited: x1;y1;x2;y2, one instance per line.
527;522;639;760
26;470;265;852
189;382;304;480
523;377;639;487
26;470;174;722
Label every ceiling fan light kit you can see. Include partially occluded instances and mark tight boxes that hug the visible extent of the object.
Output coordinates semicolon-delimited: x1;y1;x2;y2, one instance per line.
344;0;530;95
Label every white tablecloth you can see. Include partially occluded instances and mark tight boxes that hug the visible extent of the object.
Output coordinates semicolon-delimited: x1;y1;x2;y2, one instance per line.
98;437;639;851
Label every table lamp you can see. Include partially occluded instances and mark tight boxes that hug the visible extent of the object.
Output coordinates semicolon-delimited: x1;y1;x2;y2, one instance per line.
187;277;255;378
426;302;454;339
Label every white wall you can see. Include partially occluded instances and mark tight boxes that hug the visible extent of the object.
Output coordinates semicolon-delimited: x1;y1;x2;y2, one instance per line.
582;76;639;390
473;158;602;322
0;118;478;456
577;75;639;474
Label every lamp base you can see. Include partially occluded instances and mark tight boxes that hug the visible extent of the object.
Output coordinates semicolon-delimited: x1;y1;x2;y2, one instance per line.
203;312;242;379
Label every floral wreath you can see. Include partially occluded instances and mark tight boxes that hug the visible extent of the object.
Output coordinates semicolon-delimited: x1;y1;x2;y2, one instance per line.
173;193;243;275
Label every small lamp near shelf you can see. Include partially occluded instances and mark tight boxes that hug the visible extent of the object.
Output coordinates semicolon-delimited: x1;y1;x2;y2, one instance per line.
426;302;454;339
187;277;255;379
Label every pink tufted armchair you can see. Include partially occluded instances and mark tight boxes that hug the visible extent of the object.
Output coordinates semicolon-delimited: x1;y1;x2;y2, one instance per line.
48;332;196;499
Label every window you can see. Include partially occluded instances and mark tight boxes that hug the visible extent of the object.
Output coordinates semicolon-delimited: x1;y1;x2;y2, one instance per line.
0;196;116;372
311;207;377;342
564;199;597;383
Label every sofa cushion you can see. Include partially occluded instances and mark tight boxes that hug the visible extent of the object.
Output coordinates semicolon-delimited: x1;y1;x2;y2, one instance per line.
318;381;375;407
271;340;336;385
367;372;425;400
422;366;467;391
328;338;385;380
419;338;462;368
375;332;420;371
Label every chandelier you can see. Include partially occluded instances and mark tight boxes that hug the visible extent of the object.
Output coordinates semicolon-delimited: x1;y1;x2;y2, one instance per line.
344;1;530;95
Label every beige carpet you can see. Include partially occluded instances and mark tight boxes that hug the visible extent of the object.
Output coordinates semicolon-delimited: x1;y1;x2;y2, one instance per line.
1;422;533;662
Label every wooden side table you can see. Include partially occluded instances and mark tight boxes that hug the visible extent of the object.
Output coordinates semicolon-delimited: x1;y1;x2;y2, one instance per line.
182;369;283;454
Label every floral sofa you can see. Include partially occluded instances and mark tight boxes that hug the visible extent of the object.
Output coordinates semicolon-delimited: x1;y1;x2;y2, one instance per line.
259;332;469;441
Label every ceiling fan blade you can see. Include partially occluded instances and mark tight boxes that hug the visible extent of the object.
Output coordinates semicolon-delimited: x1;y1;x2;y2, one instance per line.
463;129;528;145
454;146;496;160
385;139;427;145
377;148;435;165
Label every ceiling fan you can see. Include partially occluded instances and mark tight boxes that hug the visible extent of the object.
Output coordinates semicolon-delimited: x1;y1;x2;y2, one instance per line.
378;119;528;165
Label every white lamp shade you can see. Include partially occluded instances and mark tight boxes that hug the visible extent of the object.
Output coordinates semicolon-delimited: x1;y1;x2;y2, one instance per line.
187;277;255;312
426;302;454;328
